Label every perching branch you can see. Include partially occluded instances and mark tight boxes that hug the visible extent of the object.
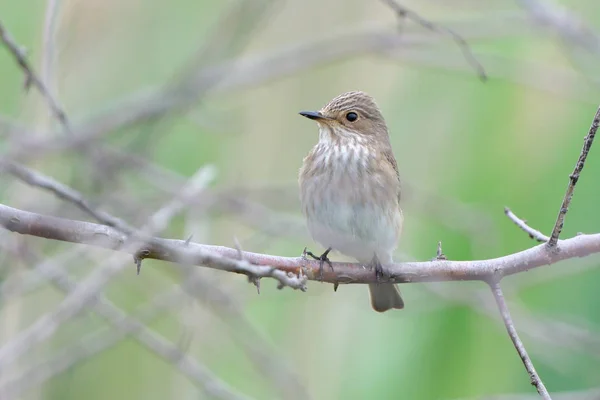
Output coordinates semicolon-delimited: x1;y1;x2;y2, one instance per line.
2;202;600;286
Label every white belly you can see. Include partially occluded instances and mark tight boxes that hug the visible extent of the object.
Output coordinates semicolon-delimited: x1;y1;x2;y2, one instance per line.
301;172;402;264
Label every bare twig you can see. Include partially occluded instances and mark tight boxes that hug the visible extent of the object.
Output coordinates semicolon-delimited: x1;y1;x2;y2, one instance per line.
504;207;550;242
379;0;487;81
489;281;551;399
548;105;600;247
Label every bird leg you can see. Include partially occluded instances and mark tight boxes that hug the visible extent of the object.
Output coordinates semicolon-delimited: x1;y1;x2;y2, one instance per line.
305;247;333;281
369;253;385;284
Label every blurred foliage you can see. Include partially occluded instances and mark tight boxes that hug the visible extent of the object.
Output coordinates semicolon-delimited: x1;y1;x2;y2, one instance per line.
1;0;600;399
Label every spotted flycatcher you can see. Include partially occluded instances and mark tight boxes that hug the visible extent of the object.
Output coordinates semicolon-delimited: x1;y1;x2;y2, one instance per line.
298;91;404;312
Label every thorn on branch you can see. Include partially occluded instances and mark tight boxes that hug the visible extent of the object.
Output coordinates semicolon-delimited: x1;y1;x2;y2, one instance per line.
233;237;243;259
432;241;447;261
133;249;151;275
234;237;261;294
250;276;261;294
436;241;446;260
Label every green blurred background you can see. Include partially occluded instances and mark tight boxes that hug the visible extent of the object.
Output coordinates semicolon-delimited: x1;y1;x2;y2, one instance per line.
1;0;600;399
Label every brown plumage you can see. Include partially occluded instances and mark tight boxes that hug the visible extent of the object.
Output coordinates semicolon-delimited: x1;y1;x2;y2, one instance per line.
298;91;404;312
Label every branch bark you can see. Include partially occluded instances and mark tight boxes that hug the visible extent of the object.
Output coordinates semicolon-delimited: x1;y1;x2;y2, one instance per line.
1;203;600;286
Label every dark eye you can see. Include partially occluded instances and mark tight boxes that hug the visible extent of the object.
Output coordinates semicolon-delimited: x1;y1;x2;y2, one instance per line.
345;112;358;122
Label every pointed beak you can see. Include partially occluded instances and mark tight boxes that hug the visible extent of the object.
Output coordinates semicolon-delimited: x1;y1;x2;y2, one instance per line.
299;110;327;120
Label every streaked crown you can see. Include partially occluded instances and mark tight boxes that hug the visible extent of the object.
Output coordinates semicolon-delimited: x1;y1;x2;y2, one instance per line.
321;91;384;123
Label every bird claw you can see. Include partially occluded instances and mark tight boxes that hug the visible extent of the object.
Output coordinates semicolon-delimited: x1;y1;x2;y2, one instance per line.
369;254;385;284
305;247;333;281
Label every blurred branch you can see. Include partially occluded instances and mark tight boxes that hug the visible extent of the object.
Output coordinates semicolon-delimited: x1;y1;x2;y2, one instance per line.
0;167;220;376
41;0;60;108
0;19;70;132
5;13;520;161
518;0;600;54
0;161;132;230
175;267;310;400
379;0;487;80
4;6;599;161
489;281;551;399
0;234;308;399
0;257;250;400
426;283;600;374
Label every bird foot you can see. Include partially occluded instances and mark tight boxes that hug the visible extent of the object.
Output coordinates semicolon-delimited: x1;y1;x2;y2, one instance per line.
305;247;333;281
368;254;386;284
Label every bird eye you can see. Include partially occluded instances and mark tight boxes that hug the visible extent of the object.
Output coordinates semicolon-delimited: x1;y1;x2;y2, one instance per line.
345;112;358;122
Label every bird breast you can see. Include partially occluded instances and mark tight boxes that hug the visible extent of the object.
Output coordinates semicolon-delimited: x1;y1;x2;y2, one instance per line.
299;142;402;262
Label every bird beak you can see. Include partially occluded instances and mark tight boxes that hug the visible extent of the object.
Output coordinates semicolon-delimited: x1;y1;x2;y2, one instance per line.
299;110;327;120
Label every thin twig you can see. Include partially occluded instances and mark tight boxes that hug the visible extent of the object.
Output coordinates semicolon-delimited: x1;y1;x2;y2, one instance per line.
504;207;550;242
548;105;600;247
488;281;551;399
379;0;487;81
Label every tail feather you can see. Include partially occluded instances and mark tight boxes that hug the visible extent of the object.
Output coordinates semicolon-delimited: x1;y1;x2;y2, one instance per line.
368;284;404;312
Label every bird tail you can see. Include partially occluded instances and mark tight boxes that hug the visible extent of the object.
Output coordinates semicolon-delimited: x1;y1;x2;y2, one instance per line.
368;284;404;312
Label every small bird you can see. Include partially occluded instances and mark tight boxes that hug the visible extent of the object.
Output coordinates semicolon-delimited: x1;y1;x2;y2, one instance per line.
298;91;404;312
